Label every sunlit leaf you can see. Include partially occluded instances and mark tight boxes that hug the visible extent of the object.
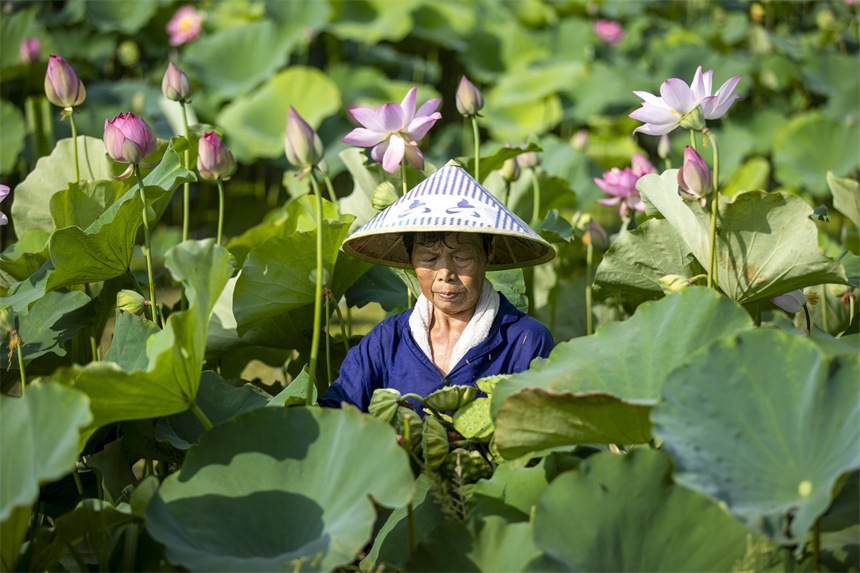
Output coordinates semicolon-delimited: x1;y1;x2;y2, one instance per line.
827;171;860;228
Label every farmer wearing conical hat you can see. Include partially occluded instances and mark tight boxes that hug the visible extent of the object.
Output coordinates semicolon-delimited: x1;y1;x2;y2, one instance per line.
319;161;555;412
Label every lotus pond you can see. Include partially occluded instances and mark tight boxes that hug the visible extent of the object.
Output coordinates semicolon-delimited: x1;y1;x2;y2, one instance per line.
0;1;858;572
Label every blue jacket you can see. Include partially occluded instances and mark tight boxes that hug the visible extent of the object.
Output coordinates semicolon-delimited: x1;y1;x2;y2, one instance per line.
319;292;554;412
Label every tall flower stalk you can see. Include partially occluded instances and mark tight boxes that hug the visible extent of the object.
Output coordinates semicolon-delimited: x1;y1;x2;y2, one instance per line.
133;166;159;328
197;132;234;245
307;170;326;397
45;55;86;182
456;76;484;183
704;131;720;289
162;62;193;242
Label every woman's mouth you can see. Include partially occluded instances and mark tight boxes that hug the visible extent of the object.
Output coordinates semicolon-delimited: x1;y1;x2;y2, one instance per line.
435;291;460;300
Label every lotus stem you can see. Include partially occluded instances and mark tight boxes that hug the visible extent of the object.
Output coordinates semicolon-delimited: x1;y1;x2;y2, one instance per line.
180;101;191;243
400;158;408;197
325;295;332;387
216;179;225;246
586;241;594;336
471;115;481;183
69;112;80;183
331;295;350;353
503;180;510;207
72;465;83;495
803;304;812;338
133;166;161;329
321;169;338;203
14;331;25;395
820;287;828;334
705;130;720;290
402;415;417;554
190;403;213;432
530;167;541;226
307;170;326;399
813;519;821;573
755;302;762;327
689;129;697;153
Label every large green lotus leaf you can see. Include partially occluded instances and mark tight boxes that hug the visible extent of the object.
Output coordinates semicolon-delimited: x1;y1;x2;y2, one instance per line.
1;99;25;175
483;95;563;143
73;241;234;438
0;290;92;368
492;288;753;456
102;310;160;372
216;66;341;163
827;171;860;228
181;20;296;102
233;219;351;336
361;474;445;572
772;114;859;197
0;229;50;282
345;264;409;312
490;62;586;108
86;0;156;33
819;471;860;572
49;179;126;230
722;156;771;197
86;437;137;504
1;505;29;572
328;0;414;44
488;269;527;314
639;170;849;303
406;516;543;573
801;52;860;124
652;329;860;550
11;136;116;236
534;450;786;572
593;218;705;299
156;371;271;449
145;407;414;572
0;383;92;521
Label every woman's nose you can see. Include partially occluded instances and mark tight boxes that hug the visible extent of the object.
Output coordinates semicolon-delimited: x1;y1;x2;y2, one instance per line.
436;261;457;281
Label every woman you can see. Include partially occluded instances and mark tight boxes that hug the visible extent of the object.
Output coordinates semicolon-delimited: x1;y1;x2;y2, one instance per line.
319;161;555;411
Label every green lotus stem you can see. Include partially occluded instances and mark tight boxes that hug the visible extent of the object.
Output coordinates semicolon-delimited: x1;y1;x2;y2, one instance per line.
216;179;225;246
586;241;594;336
689;129;697;153
402;415;417;555
813;519;821;573
820;287;828;334
705;130;720;290
180;101;191;243
190;403;214;432
69;112;80;183
331;296;351;353
803;304;811;338
72;465;83;495
15;333;25;395
471;115;481;183
307;170;326;399
530;167;541;225
503;180;510;207
347;306;353;338
755;302;762;327
325;295;332;387
321;169;338;203
134;166;161;329
400;158;408;197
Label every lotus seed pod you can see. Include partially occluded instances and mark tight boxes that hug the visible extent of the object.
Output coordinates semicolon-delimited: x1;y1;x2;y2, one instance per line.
424;385;478;412
117;289;146;315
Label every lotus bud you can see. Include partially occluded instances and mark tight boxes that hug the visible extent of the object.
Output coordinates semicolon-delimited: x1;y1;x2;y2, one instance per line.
582;218;610;253
678;104;706;132
677;146;712;200
197;132;234;181
116;289;146;315
161;61;192;102
518;142;540;169
771;290;807;313
658;275;691;295
658;134;672;160
572;129;588;152
45;55;86;109
285;106;323;171
631;152;655;177
19;37;39;65
455;75;484;116
103;112;157;165
0;184;9;226
500;143;520;183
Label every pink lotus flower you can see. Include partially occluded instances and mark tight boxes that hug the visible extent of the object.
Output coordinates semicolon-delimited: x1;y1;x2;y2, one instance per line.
166;5;202;46
0;184;9;226
19;37;39;65
677;146;712;200
629;66;742;136
104;113;158;178
595;153;655;217
340;87;441;173
198;132;234;181
45;55;85;109
593;20;624;44
772;290;807;313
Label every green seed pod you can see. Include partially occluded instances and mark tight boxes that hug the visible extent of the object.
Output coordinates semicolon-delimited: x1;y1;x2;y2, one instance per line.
453;397;494;442
116;289;146;316
368;388;402;426
424;385;478;412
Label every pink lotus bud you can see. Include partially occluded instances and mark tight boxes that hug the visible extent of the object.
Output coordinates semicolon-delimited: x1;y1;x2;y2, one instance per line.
518;142;540;169
658;134;672;160
631;152;655;178
162;62;192;102
45;55;85;108
285;106;323;169
771;290;807;313
572;129;588;152
19;37;39;65
677;146;712;200
592;19;624;45
166;5;202;47
456;76;484;116
103;112;157;165
197;132;234;181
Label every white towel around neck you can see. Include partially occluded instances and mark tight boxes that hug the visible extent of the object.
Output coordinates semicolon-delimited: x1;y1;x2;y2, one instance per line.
409;279;499;372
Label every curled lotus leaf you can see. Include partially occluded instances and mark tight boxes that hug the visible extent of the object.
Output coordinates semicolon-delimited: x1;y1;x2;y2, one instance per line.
422;415;450;471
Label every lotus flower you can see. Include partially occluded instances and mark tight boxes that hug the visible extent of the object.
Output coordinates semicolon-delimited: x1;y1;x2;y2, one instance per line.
197;132;234;181
456;76;483;116
629;66;742;136
162;62;192;102
595;153;655;217
0;184;9;226
593;19;624;44
104;113;158;178
285;106;323;178
677;146;712;200
45;55;85;109
341;87;441;173
772;290;807;313
166;5;202;46
658;134;672;160
19;37;39;65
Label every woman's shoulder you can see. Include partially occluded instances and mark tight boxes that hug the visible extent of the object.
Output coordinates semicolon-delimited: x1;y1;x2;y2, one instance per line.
496;292;554;346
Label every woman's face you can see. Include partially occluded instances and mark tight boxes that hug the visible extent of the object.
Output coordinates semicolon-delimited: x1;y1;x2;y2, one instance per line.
411;233;490;319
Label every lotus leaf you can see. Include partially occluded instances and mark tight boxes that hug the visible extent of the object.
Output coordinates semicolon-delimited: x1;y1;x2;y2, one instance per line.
652;328;860;551
0;229;50;282
828;171;860;229
422;415;450;471
268;368;316;407
534;449;785;571
0;99;25;176
145;407;414;572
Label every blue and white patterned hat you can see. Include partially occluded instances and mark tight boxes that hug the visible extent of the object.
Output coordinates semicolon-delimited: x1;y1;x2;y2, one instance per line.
343;161;555;270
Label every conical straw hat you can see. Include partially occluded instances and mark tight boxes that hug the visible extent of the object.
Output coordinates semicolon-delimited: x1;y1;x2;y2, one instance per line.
343;161;555;270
